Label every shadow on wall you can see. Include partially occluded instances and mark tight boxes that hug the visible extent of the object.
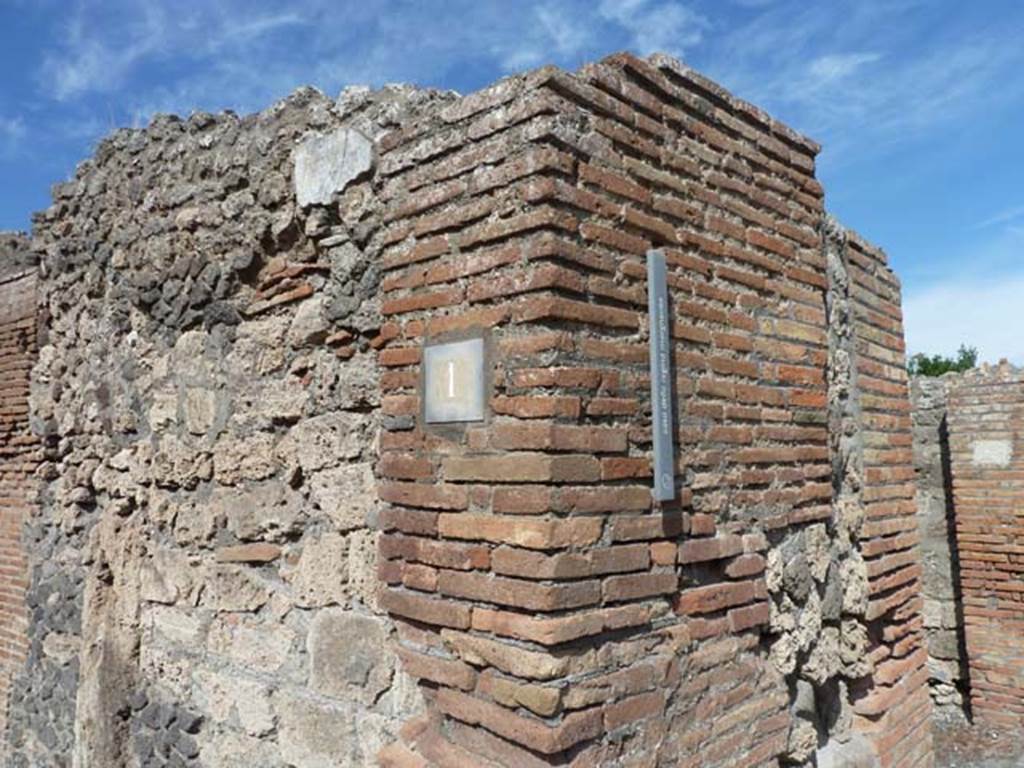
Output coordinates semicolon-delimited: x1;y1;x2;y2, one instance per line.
937;413;972;722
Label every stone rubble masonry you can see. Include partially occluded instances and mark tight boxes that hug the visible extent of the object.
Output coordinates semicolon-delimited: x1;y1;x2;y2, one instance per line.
0;52;937;767
0;232;38;760
946;363;1024;729
3;85;451;768
909;376;969;714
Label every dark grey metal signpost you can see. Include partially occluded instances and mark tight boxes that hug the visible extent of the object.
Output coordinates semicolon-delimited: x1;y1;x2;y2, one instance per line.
646;249;675;502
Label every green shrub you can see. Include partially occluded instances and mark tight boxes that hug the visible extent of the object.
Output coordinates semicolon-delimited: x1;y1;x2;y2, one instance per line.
907;344;978;377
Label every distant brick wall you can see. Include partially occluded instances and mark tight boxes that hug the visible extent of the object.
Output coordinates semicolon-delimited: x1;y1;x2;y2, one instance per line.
0;257;37;751
947;364;1024;728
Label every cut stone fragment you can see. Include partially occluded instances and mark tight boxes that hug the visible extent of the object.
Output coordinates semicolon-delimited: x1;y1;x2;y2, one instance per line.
293;127;374;207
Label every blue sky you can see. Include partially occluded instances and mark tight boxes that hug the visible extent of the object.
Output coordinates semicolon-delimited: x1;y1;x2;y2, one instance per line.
2;0;1022;362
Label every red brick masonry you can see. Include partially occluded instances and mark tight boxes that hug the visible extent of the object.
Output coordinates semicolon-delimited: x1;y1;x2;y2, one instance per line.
948;365;1024;728
373;53;932;767
845;232;934;768
0;265;37;742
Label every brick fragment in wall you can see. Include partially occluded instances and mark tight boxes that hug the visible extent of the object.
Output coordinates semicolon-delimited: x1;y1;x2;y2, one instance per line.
946;363;1024;729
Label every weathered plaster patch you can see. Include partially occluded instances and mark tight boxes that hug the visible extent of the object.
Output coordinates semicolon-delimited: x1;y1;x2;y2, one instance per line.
972;439;1012;467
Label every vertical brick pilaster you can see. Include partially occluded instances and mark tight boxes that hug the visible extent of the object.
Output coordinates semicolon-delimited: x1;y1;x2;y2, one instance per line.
840;230;934;767
0;263;38;750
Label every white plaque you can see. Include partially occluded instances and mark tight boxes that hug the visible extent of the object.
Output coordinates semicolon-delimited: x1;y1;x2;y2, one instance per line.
972;439;1012;467
423;338;486;423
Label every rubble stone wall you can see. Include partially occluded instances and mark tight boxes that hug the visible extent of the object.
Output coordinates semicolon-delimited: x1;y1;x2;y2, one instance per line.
3;86;457;768
947;364;1024;729
909;376;969;715
0;52;936;767
0;233;39;760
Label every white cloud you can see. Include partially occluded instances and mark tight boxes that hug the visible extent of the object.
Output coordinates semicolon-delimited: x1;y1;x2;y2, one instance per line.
31;0;719;129
806;52;881;87
0;116;25;140
598;0;709;57
973;203;1024;230
41;4;166;100
492;4;594;71
536;6;593;58
904;274;1024;365
0;115;26;155
223;13;307;44
700;3;1024;163
39;1;314;103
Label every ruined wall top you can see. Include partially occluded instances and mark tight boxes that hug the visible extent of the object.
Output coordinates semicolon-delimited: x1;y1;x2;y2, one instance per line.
29;82;458;338
0;232;34;283
951;360;1022;385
